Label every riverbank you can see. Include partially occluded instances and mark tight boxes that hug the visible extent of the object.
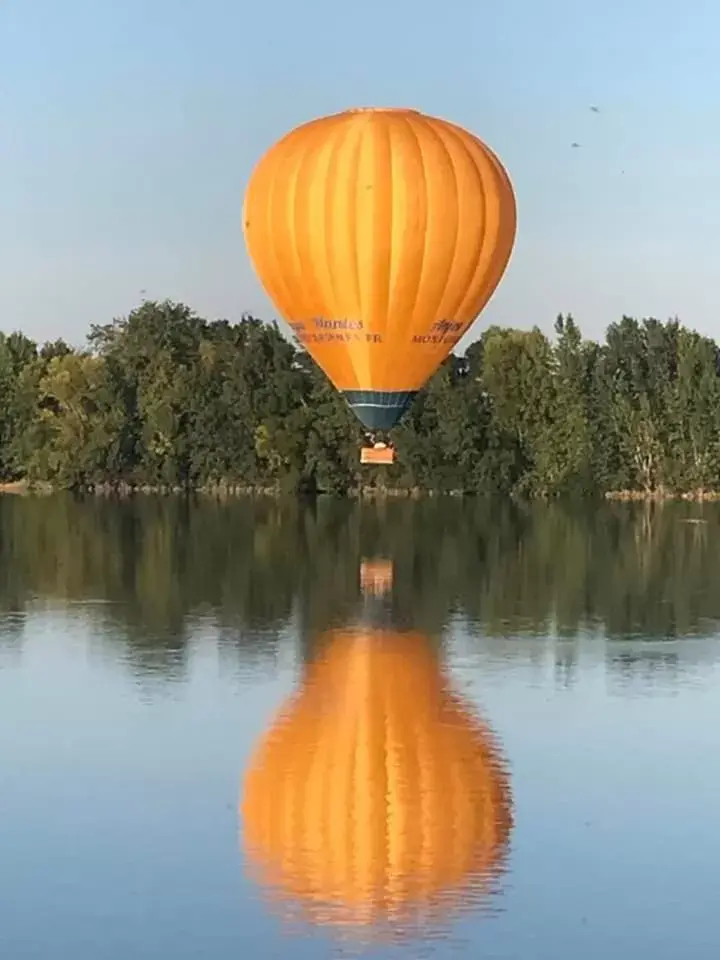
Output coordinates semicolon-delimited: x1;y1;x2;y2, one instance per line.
0;481;35;495
0;479;435;499
2;478;720;501
604;488;720;502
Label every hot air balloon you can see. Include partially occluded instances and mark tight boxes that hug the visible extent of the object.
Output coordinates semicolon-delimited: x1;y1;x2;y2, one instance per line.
240;627;512;944
243;107;517;464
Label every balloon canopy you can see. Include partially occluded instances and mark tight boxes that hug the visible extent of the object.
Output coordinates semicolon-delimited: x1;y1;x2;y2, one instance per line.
243;107;517;431
240;627;512;941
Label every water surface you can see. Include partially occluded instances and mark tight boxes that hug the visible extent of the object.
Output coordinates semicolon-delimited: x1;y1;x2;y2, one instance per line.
1;496;720;958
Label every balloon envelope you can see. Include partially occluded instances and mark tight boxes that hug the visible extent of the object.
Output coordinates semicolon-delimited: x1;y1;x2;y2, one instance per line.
243;107;517;429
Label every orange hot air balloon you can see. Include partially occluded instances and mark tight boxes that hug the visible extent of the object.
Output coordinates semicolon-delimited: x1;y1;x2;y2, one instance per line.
243;107;517;438
240;628;512;942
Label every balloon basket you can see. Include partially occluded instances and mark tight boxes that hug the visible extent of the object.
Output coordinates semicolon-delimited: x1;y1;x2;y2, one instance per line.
360;445;395;465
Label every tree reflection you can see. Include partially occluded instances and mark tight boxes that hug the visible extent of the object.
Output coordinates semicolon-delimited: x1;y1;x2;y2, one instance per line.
0;496;719;680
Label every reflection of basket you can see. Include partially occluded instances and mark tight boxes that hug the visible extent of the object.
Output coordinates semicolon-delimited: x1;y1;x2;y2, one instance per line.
360;559;394;595
360;445;394;465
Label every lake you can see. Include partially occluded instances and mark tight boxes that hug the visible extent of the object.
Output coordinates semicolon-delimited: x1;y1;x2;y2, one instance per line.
1;494;720;958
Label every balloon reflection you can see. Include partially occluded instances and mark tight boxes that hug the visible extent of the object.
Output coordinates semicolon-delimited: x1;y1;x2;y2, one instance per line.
240;626;513;943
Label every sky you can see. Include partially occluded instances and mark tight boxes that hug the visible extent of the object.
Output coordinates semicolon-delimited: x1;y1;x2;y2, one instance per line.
1;0;720;348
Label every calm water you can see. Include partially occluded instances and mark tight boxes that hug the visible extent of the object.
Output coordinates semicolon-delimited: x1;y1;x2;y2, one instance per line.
1;495;720;958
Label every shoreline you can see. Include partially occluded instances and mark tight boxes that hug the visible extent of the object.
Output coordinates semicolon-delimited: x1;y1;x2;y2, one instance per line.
0;479;432;499
0;481;36;495
603;489;720;502
2;479;720;502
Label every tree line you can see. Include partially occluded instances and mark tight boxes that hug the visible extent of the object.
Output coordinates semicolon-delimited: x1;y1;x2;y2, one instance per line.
1;299;719;497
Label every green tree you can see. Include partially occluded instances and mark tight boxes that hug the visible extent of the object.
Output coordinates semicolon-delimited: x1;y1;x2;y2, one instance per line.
3;295;720;499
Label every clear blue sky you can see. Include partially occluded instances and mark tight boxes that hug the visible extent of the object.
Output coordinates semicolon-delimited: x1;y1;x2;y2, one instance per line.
1;0;719;347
